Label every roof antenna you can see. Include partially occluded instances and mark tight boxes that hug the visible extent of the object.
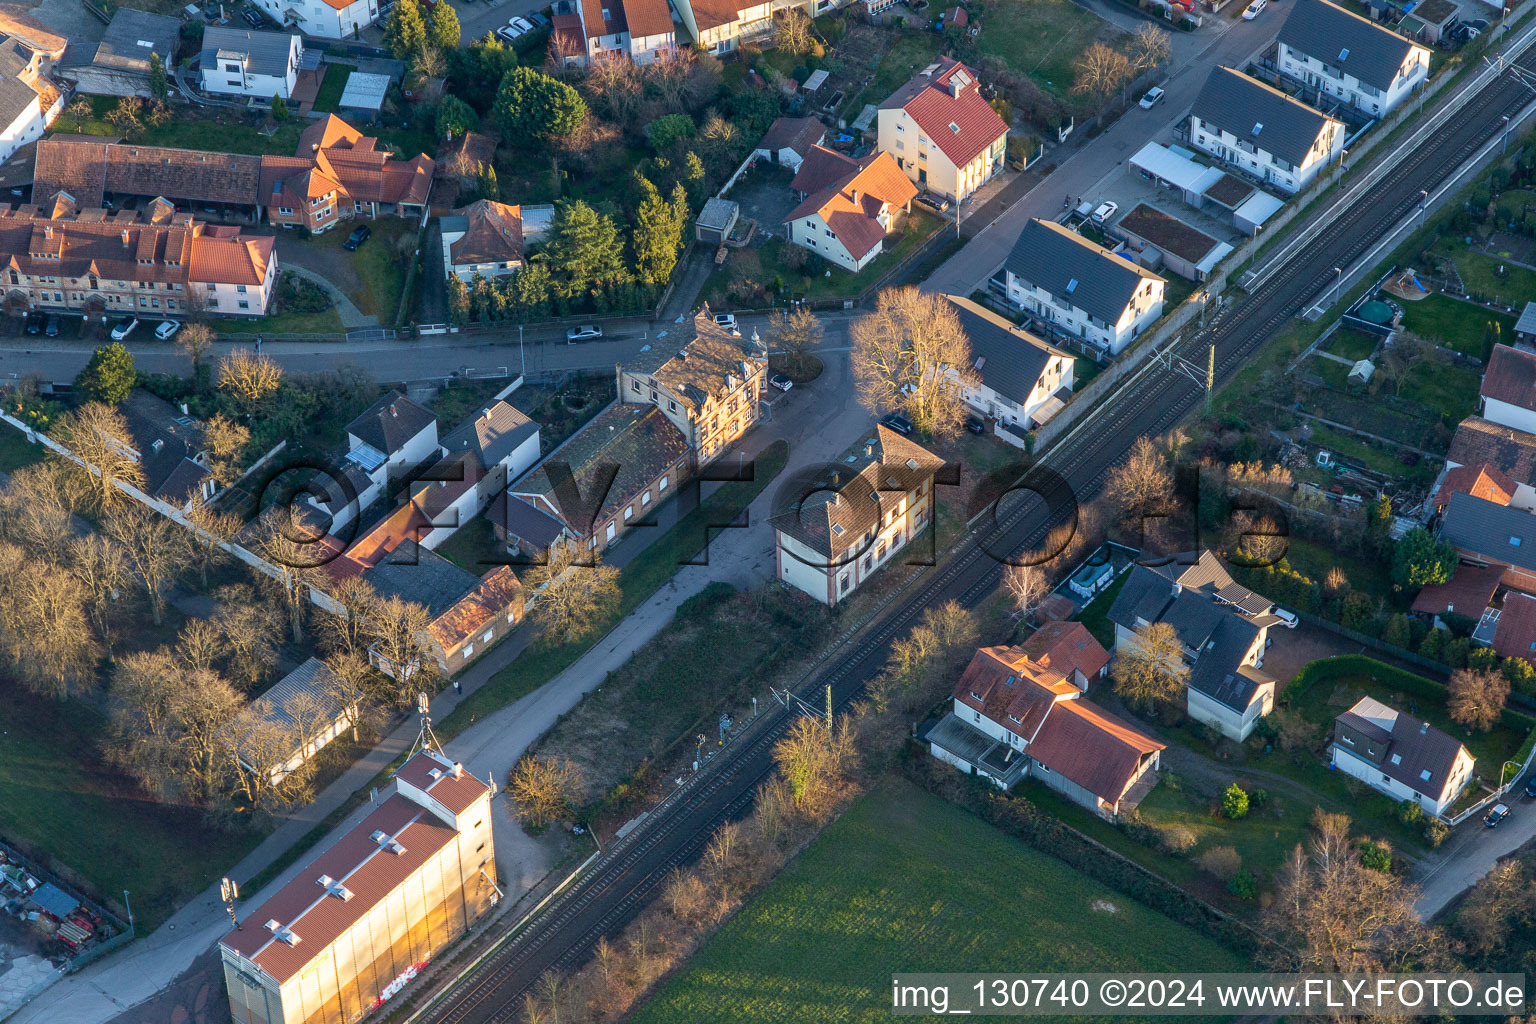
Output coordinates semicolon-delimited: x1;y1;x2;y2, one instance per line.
408;691;443;758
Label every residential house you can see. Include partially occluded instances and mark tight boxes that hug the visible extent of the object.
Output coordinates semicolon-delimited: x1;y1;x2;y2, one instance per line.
783;146;918;273
876;58;1008;203
32;136;267;221
924;627;1164;819
437;398;541;510
245;658;357;784
548;0;676;64
1330;696;1475;815
1438;490;1536;596
0;198;277;318
1188;66;1345;194
769;425;944;606
1516;301;1536;347
120;390;216;508
262;116;434;233
1441;415;1536;512
249;0;379;39
344;391;439;481
943;294;1074;434
673;0;772;55
1111;203;1234;283
1277;0;1429;117
753;116;826;172
439;200;523;282
617;307;768;467
1411;560;1504;627
1480;344;1536;435
198;27;302;101
434;131;497;206
0;6;66;165
1106;551;1282;741
1491;591;1536;661
1002;218;1166;355
1430;462;1516;514
494;403;690;560
56;8;177;98
219;751;496;1024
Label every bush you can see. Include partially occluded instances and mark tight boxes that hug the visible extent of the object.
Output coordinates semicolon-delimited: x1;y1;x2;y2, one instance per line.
1248;787;1269;811
277;272;333;314
1157;824;1198;855
1227;868;1257;901
1197;846;1242;881
1221;783;1249;820
1424;819;1450;848
1358;839;1392;873
1397;799;1424;826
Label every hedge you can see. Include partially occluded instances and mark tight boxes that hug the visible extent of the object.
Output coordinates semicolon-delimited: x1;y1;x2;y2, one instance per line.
1287;655;1536;732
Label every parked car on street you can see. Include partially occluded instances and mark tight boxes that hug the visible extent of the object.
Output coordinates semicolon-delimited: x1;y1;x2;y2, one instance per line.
1525;775;1536;798
1242;0;1265;18
880;413;914;436
769;373;794;392
1486;803;1511;828
343;225;371;250
1090;201;1118;225
44;315;60;337
567;324;602;341
1139;86;1165;109
111;317;139;341
155;320;181;340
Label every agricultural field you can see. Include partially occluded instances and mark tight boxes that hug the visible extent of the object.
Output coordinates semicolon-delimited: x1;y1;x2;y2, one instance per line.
631;778;1251;1024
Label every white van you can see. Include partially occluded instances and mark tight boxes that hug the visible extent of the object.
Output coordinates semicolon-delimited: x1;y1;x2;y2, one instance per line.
1273;607;1298;629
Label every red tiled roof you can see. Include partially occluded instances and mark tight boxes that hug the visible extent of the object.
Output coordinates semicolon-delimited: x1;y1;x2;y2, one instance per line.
953;646;1078;740
393;750;492;815
784;147;918;260
688;0;739;31
581;0;627;37
1447;416;1536;488
1025;697;1163;805
879;57;1007;169
623;0;673;37
426;566;522;653
189;231;273;287
550;11;586;55
1015;621;1111;682
1432;462;1516;512
758;116;825;161
1410;560;1504;617
0;4;65;56
1493;592;1536;660
1482;343;1536;415
447;199;523;266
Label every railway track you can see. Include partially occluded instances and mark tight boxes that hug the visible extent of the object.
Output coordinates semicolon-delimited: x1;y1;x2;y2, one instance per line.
412;39;1536;1024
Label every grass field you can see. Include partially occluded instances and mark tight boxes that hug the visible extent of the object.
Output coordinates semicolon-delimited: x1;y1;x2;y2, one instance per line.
1399;293;1514;359
1073;571;1127;649
66;99;308;156
313;63;356;113
1397;360;1482;422
632;778;1250;1023
849;32;948;112
973;0;1128;98
1444;247;1536;306
0;422;45;473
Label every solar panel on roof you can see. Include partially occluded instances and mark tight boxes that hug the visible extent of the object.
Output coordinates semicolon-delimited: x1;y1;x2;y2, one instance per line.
1252;122;1264;135
1066;278;1078;293
1338;47;1350;60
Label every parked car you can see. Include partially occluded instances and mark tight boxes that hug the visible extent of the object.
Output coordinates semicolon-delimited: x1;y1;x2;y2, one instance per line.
1525;774;1536;798
342;225;371;250
505;15;534;35
880;412;914;436
769;373;794;392
916;191;951;214
155;319;181;340
965;415;986;435
1242;0;1265;17
494;25;519;41
528;11;551;25
1486;803;1511;828
111;317;139;341
23;312;43;335
1090;201;1118;225
567;324;603;341
44;315;60;337
1273;607;1299;628
242;7;262;26
712;312;737;330
1138;86;1165;109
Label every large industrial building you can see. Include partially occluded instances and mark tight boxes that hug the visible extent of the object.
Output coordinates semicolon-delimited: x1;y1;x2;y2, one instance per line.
218;750;498;1024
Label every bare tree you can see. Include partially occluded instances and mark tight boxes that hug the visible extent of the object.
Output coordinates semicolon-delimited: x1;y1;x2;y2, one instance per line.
368;594;437;700
321;650;379;740
178;322;215;376
67;532;132;653
316;575;380;657
528;545;621;646
109;650;242;804
1071;43;1133;104
255;509;323;642
65;97;91;131
506;755;585;827
218;347;284;419
1454;859;1535;958
203;415;251;489
773;306;824;372
184;497;243;589
771;714;858;815
223;703;312;814
1128;23;1171;76
412;45;447;80
0;562;101;698
0;460;87;557
215;586;283;685
1103;435;1174;529
109;506;189;626
1003;563;1049;623
775;8;814;54
850;287;976;438
1111;621;1188;708
56;403;146;509
178;616;227;672
1448;667;1509;732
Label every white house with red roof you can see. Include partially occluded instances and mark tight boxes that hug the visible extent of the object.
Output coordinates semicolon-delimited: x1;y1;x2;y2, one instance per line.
782;146;918;272
924;625;1164;820
550;0;676;64
877;58;1008;203
673;0;771;54
251;0;377;37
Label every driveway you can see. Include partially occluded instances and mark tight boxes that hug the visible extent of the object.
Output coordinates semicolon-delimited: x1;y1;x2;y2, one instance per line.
1414;792;1536;919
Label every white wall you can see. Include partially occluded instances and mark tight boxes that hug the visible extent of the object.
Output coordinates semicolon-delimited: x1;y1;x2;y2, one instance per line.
1188;113;1342;194
0;85;59;164
1004;275;1163;355
786;214;871;272
1482;396;1536;436
1332;744;1473;815
1277;41;1428;117
252;0;376;38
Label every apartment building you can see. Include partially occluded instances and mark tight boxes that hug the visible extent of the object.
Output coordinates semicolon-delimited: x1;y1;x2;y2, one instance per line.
199;27;302;100
1277;0;1429;117
1188;66;1344;194
250;0;378;39
876;58;1008;203
783;146;918;272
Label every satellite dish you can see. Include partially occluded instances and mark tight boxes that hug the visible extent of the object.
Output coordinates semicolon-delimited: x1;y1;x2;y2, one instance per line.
417;693;430;715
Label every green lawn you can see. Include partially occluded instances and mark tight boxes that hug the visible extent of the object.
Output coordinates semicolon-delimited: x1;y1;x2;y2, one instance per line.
1073;571;1127;649
701;211;944;308
443;441;791;731
0;422;45;473
313;63;355;113
0;686;258;931
63;100;308;156
234;305;346;337
1451;248;1536;306
1398;360;1482;422
1304;423;1426;481
1271;536;1392;603
1398;293;1515;359
850;32;948;113
1325;329;1379;361
631;778;1250;1024
973;0;1128;98
435;515;502;574
1134;782;1313;888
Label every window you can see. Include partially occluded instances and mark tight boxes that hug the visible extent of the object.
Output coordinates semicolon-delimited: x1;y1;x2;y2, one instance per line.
668;400;678;412
463;642;474;658
237;284;247;294
623;505;633;521
641;490;651;506
1420;768;1433;781
632;380;640;392
659;476;668;492
1390;753;1402;765
238;300;250;310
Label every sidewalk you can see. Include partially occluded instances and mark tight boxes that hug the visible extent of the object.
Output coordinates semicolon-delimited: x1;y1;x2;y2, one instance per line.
10;350;869;1024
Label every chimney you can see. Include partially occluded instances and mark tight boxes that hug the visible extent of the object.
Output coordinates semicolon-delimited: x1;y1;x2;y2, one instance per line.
1420;721;1429;734
390;406;398;417
451;761;464;778
1172;582;1183;596
42;225;51;239
121;229;130;247
864;442;875;457
850;187;860;205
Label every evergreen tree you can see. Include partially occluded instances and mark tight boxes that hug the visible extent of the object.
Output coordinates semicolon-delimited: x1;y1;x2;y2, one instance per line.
428;0;460;50
436;95;477;139
547;201;628;300
149;53;168;103
633;177;684;285
384;0;428;61
76;342;136;405
1382;613;1412;650
495;67;586;144
447;274;470;322
271;95;289;121
514;261;552;314
1391;528;1457;590
475;163;500;202
684;151;707;207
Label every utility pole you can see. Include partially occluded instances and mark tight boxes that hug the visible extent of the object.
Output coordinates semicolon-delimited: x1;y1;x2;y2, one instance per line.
518;323;525;376
1332;266;1343;307
825;684;833;734
1205;344;1215;413
123;890;135;939
1418;189;1429;227
221;877;240;930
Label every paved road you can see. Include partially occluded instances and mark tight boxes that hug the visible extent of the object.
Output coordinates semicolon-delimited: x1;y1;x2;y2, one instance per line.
1414;787;1536;919
406;30;1536;1023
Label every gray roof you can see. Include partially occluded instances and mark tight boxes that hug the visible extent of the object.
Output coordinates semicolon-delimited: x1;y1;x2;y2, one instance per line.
946;295;1070;407
364;547;478;616
338;71;389;112
120;390;210;503
1439;491;1536;573
1005;219;1164;326
1279;0;1418;93
1334;696;1469;799
697;197;738;231
83;8;179;73
346;390;436;456
200;26;297;80
439;400;539;469
486;489;566;551
1192;67;1337;168
1197;664;1274;714
1517;302;1536;336
0;39;42;138
1187;618;1267;711
254;657;349;726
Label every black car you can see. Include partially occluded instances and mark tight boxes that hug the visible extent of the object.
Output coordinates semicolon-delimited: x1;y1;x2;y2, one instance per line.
44;314;60;337
880;413;914;436
343;225;371;250
965;415;986;435
23;312;44;335
1524;774;1536;798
